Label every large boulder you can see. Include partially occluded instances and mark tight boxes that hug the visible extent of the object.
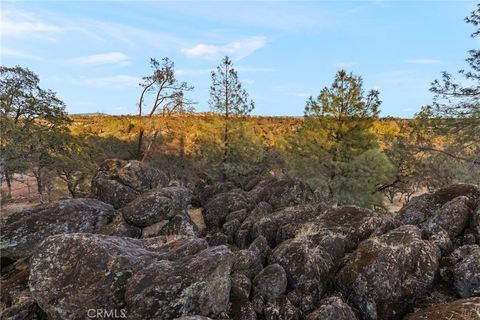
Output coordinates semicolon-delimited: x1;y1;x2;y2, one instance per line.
305;296;358;320
233;250;263;280
203;190;253;230
247;177;314;210
336;225;441;320
440;244;480;298
402;297;480;320
125;246;234;320
252;205;321;248
252;264;287;302
121;186;192;227
270;231;346;313
421;196;473;238
97;213;142;238
0;198;114;262
397;184;480;226
91;159;168;208
29;233;212;320
472;206;480;244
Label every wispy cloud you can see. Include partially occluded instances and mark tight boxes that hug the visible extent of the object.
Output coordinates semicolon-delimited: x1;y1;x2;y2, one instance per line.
1;8;65;39
69;52;130;66
182;36;267;61
1;48;42;60
405;59;441;65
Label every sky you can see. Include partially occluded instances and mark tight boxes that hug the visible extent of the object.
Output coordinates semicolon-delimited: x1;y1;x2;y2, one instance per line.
1;1;478;117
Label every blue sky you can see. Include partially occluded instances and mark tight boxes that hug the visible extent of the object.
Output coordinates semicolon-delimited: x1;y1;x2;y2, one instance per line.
1;1;477;117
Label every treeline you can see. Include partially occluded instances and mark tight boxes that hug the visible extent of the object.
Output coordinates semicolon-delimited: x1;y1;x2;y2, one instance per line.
1;5;479;208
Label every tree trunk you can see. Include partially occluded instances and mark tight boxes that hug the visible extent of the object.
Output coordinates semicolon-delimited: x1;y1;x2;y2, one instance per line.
4;169;12;199
137;128;145;160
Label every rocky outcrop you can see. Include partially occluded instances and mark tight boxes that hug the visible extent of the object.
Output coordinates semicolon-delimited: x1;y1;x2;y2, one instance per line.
29;233;232;320
0;198;114;262
337;225;441;320
203;190;253;229
97;213;142;238
397;184;480;226
440;244;480;298
252;264;287;302
91;159;168;208
125;246;233;320
402;297;480;320
305;296;358;320
121;186;192;227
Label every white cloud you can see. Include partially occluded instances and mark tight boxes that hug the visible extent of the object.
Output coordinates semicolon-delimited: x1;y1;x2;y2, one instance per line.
1;8;65;38
182;36;267;60
70;52;130;66
1;48;41;60
405;59;441;65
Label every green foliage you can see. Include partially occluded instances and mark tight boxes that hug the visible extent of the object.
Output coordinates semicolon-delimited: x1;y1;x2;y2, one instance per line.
285;70;394;207
195;115;266;183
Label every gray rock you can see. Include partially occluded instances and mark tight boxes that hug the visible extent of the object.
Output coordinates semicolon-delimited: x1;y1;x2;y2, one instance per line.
121;186;192;227
0;198;114;261
97;213;141;238
233;250;263;280
230;273;251;301
441;245;480;298
203;190;252;229
336;225;441;320
305;296;358;320
125;246;234;320
91;159;168;208
29;233;209;320
252;264;287;302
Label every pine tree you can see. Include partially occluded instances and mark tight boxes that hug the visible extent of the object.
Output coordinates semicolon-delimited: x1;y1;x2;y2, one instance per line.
209;56;254;164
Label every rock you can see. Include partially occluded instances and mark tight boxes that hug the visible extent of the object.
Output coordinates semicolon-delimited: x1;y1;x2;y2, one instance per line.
234;203;272;249
252;205;321;247
248;177;314;210
263;296;302;320
305;296;358;320
157;214;198;237
472;206;480;244
309;205;385;251
193;181;236;207
271;231;346;313
421;196;473;238
233;250;263;280
336;225;441;320
230;273;252;301
125;246;234;320
1;258;30;311
97;213;142;238
226;209;249;223
29;233;208;320
252;264;287;302
229;299;257;320
203;190;252;229
174;317;213;320
141;220;169;238
397;184;480;226
248;236;272;265
0;198;114;262
121;186;192;227
402;297;480;320
440;245;480;298
206;232;229;246
91;159;168;208
0;290;47;320
223;219;241;243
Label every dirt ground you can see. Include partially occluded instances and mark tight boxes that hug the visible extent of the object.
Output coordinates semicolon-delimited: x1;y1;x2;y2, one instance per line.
0;176;40;218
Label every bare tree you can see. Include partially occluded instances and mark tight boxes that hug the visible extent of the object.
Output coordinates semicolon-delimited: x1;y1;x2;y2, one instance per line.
137;58;194;159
